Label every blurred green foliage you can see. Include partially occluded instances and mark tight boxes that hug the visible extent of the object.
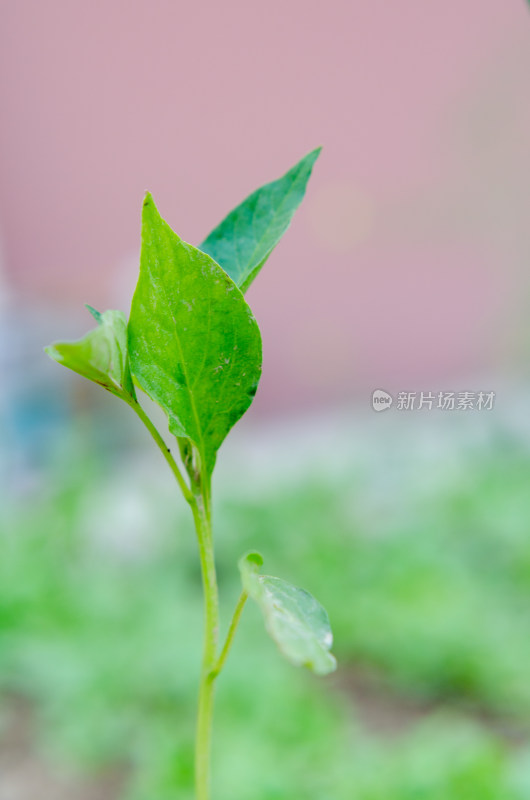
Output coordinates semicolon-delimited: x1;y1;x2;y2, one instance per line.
2;429;530;798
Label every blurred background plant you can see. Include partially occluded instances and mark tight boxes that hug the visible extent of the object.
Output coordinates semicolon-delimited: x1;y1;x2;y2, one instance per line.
3;405;530;798
2;0;530;797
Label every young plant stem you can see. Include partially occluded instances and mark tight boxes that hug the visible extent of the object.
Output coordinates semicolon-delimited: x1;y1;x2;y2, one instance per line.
130;403;247;799
192;477;219;800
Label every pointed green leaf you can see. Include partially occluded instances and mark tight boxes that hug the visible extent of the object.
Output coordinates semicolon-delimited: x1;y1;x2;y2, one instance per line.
86;304;103;323
45;308;136;401
128;193;262;475
239;552;337;676
200;147;321;293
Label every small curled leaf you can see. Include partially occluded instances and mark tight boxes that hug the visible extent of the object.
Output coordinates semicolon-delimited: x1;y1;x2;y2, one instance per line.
45;308;136;402
239;551;336;676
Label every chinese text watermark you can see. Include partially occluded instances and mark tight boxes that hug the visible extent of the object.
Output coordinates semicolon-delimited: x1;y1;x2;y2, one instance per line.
371;390;495;413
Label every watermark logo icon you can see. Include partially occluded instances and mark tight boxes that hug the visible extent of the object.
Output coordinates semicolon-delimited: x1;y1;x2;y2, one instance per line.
372;389;393;412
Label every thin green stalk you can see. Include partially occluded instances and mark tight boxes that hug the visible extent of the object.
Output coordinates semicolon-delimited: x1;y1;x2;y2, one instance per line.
211;591;248;680
130;401;222;799
128;400;195;506
192;479;219;800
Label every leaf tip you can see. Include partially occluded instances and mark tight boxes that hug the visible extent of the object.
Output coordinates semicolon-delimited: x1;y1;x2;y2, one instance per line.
143;191;153;207
85;304;102;324
44;343;62;365
302;146;322;168
142;191;162;226
313;653;337;676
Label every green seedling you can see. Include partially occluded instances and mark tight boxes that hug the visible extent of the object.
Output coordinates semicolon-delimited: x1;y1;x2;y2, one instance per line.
46;148;336;800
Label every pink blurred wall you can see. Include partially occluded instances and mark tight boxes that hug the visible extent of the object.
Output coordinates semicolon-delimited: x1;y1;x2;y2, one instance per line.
1;1;529;411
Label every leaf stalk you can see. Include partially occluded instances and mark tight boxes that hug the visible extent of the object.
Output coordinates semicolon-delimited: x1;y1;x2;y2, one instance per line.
128;399;195;506
211;591;248;680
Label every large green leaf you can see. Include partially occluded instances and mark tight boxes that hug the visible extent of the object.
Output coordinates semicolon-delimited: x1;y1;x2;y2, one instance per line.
128;193;262;476
239;552;336;676
45;308;136;402
199;147;321;293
